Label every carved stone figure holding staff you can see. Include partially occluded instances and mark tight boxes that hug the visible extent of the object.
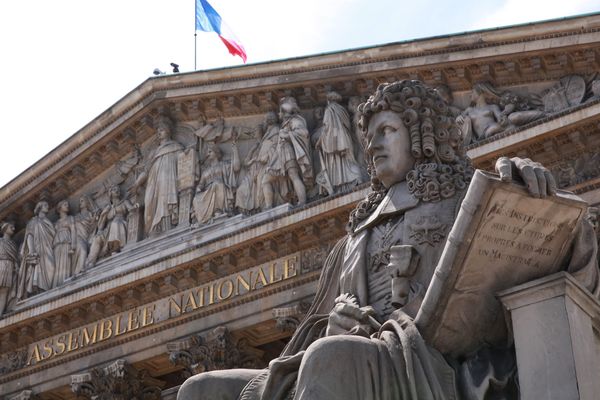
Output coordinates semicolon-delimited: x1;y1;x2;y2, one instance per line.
53;200;76;287
177;80;599;400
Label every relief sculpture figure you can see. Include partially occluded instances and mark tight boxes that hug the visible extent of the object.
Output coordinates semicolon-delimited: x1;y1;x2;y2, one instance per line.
52;200;77;287
0;222;17;314
72;195;98;275
265;97;313;208
131;114;184;236
459;82;544;144
235;112;281;213
17;201;56;299
85;185;138;268
316;91;363;194
193;141;240;225
177;80;600;400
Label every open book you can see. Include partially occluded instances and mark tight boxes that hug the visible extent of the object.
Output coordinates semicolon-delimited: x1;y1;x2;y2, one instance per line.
415;170;588;357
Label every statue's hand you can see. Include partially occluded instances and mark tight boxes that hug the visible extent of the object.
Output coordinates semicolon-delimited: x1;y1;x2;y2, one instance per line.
326;302;378;337
495;156;557;198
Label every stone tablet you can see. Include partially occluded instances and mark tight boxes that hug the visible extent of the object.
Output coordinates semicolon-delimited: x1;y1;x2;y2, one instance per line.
416;170;588;357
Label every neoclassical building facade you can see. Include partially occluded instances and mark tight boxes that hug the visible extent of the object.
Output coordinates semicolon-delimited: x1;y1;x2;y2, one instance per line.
1;13;600;399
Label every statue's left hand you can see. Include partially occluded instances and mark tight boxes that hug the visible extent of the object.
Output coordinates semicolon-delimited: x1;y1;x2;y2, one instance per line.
495;157;557;198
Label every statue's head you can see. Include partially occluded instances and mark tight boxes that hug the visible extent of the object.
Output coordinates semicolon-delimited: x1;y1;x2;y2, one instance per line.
1;222;15;236
349;80;472;231
34;201;49;216
326;91;342;103
56;200;70;214
279;97;300;119
79;195;95;212
265;111;278;127
205;143;222;161
108;185;121;200
156;114;174;141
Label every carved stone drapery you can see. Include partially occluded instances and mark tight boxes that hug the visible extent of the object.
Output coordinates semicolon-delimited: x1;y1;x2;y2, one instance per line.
70;359;162;400
5;391;40;400
0;348;27;375
167;326;264;379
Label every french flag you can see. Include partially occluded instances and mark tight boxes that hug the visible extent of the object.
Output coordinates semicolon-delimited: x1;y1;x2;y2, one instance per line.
195;0;247;63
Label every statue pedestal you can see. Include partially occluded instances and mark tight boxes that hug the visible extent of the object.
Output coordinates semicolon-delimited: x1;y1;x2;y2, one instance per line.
499;272;600;400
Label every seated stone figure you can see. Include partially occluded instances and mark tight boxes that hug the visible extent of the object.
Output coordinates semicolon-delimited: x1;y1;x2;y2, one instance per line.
178;80;600;400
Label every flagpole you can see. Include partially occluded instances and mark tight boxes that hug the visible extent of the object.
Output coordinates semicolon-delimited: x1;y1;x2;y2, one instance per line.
194;32;197;70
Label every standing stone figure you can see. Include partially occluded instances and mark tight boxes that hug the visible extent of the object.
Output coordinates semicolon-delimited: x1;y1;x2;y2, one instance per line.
0;222;17;314
235;112;281;213
86;185;138;268
193;142;240;225
52;200;77;287
131;114;184;236
265;97;313;207
316;91;363;194
177;80;600;400
17;201;56;299
72;195;98;275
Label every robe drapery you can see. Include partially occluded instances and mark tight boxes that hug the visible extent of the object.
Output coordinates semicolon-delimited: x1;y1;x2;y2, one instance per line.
144;140;183;234
18;215;56;299
0;237;17;288
268;115;313;185
234;182;600;400
319;101;363;192
193;160;236;225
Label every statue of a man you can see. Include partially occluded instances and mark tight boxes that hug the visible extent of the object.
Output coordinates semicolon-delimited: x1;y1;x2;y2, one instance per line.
177;80;600;400
265;97;313;207
131;114;184;236
0;222;17;314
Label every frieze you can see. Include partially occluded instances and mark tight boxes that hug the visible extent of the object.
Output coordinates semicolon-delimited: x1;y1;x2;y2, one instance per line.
1;249;326;375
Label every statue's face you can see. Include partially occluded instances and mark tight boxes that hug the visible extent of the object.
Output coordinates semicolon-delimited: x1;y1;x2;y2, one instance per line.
366;110;415;188
59;201;69;213
157;124;171;141
79;197;87;210
110;186;120;198
40;202;49;214
4;224;14;236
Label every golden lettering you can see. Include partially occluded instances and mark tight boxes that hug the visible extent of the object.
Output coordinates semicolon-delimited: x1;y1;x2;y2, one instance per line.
81;325;98;346
115;315;127;336
41;340;53;360
142;305;155;327
252;267;269;290
67;331;80;352
218;279;234;300
196;287;206;307
169;296;182;317
27;345;42;366
127;309;141;332
269;262;283;284
209;283;216;305
284;256;298;279
55;334;67;356
235;273;251;295
99;319;113;341
183;291;199;312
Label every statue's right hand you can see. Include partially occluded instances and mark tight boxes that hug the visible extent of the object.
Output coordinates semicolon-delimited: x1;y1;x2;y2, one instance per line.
326;302;376;336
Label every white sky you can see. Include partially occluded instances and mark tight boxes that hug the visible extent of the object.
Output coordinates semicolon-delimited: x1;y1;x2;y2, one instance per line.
0;0;598;187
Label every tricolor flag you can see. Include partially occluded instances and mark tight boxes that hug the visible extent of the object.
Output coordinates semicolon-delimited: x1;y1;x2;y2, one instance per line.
195;0;247;63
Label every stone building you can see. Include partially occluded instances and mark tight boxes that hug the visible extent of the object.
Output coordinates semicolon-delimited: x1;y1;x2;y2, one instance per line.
1;13;600;399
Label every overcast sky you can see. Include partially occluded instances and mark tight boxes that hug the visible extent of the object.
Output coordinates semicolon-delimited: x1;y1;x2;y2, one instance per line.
0;0;598;187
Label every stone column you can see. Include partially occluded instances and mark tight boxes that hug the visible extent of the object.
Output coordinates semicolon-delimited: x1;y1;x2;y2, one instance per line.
499;272;600;400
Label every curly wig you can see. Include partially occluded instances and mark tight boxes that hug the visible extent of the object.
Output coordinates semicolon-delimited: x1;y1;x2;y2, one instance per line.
347;80;473;232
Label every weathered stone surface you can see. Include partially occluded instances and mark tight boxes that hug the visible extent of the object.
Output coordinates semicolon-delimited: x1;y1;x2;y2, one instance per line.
417;170;588;357
499;272;600;400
